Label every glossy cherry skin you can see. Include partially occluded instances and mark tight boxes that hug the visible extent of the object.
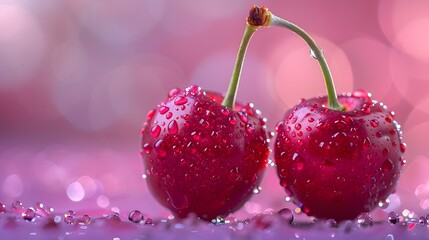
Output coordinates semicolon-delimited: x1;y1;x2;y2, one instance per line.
141;86;269;221
274;90;405;222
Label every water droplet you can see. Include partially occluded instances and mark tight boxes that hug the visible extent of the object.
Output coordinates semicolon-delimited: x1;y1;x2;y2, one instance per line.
253;186;262;194
199;119;209;128
308;117;314;122
168;88;181;98
221;108;230;116
376;132;382;138
79;215;91;225
142;143;151;154
245;124;254;134
128;210;144;223
146;109;155;121
370;119;379;127
419;216;427;225
64;215;74;224
363;137;371;150
294;123;301;130
357;212;373;227
168;120;178;134
310;49;318;59
400;143;407;152
22;208;36;222
165;112;173;120
378;199;390;209
238;112;248;123
191;131;201;141
382;159;393;172
159;106;169;115
277;208;294;224
306;126;312;132
174;96;188;105
107;212;121;222
186;85;201;94
382;148;389;156
352;90;369;98
228;116;237;125
388;211;399;225
150;125;161;138
325;219;337;227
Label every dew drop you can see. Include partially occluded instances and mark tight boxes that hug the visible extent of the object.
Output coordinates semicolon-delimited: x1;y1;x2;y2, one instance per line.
277;208;294;224
385;117;392;123
182;114;190;120
79;215;91;225
310;49;318;59
174;96;188;105
376;132;382;138
143;143;151;154
370;119;379;127
362;137;371;150
64;215;74;224
168;120;179;134
146;109;155;121
352;90;369;98
150;125;161;138
191;131;201;141
357;212;373;227
221;108;230;116
186;85;201;94
294;123;302;130
418;216;427;225
382;159;393;172
229;117;237;125
378;199;390;209
306;126;312;132
388;211;399;225
159;106;169;115
253;186;262;194
245;124;255;134
168;88;181;98
238;112;248;124
382;148;389;156
128;210;144;223
22;208;36;222
400;143;407;153
308;117;314;123
165;112;173;120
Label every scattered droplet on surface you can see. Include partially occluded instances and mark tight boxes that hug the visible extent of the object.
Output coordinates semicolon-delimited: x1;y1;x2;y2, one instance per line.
277;208;294;224
357;212;372;227
128;210;144;223
22;208;36;222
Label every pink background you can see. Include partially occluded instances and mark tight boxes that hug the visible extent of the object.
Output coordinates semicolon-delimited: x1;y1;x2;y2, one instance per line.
1;0;428;220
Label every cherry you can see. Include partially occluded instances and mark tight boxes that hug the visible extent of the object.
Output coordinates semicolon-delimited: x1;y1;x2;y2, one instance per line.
248;6;406;221
140;16;270;220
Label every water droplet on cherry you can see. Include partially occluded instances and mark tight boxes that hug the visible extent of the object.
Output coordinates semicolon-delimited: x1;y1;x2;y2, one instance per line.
382;159;393;172
174;96;188;105
151;125;161;138
159;106;169;115
370;119;379;127
245;124;254;134
168;120;179;134
362;137;371;150
400;143;407;153
168;88;181;98
146;109;155;121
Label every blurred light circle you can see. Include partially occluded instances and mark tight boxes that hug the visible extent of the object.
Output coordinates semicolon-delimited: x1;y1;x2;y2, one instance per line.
270;36;353;107
77;176;98;198
67;181;85;202
378;0;429;61
0;4;46;89
3;174;24;198
96;195;110;208
404;97;429;130
340;37;394;104
68;0;165;45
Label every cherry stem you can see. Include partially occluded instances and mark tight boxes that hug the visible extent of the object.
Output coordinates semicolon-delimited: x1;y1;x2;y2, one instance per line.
222;24;259;109
247;6;344;111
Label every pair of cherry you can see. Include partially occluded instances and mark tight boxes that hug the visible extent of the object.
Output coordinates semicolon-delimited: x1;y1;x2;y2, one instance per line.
141;6;406;222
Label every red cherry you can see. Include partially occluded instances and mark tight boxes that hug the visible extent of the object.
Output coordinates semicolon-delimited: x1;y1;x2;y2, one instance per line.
274;91;404;221
140;14;270;220
248;6;406;221
141;87;269;220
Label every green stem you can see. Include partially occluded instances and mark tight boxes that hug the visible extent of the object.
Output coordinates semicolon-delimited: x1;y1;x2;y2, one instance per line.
222;24;259;109
270;14;345;111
